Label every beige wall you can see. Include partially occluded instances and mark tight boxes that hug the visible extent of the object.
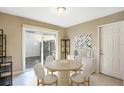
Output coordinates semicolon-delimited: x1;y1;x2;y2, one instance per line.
1;10;124;74
0;12;65;74
66;11;124;55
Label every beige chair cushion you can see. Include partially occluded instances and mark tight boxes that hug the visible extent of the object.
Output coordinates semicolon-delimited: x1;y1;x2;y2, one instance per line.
70;74;85;84
43;74;58;85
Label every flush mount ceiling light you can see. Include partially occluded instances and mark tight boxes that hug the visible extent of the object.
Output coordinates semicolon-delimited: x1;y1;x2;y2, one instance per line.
57;7;66;15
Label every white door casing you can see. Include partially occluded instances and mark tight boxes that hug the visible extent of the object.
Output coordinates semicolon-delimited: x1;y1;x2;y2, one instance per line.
120;22;124;81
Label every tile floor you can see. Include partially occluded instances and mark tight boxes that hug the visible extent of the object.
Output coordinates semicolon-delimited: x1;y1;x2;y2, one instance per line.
13;69;123;86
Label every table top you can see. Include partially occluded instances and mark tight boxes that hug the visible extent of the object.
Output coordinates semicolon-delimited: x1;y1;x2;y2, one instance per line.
45;60;82;71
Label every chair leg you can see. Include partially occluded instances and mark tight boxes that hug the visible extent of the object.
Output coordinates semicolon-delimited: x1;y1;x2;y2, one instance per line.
77;84;80;86
56;81;58;86
37;79;39;86
55;80;58;86
70;80;73;86
83;82;86;86
87;77;90;86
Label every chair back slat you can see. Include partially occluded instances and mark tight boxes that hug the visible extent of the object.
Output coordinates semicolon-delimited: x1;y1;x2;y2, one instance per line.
46;55;54;63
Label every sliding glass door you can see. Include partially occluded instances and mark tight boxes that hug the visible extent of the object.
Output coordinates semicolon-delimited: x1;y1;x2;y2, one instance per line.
25;32;57;70
23;26;58;71
41;34;56;65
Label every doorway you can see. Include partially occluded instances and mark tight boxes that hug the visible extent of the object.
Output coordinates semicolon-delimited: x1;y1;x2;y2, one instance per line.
97;21;124;80
22;25;58;71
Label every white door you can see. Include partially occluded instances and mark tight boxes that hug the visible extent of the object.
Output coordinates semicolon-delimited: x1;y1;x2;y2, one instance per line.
100;22;123;79
100;25;113;76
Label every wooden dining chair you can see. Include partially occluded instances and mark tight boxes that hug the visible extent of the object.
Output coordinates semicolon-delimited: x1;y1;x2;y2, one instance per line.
34;63;58;86
70;60;92;86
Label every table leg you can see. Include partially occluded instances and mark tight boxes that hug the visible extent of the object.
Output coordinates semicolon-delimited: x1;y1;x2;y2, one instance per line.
58;71;70;86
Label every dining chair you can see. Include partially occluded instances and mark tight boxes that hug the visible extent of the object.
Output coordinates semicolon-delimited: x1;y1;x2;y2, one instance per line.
70;60;92;86
45;55;55;74
73;55;83;73
46;55;54;63
34;63;58;86
74;55;82;63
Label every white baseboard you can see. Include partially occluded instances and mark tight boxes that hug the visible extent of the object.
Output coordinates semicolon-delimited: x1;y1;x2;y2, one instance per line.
13;71;23;76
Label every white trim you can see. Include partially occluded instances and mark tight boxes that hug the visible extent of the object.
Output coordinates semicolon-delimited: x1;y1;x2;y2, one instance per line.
96;27;101;73
13;71;23;76
23;24;59;34
55;33;59;60
22;27;26;71
41;35;44;65
22;24;59;72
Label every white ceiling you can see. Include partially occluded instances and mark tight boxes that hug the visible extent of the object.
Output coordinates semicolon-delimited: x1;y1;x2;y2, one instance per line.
0;7;124;28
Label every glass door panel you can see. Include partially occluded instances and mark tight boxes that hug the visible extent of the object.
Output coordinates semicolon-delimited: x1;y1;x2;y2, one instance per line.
42;34;56;65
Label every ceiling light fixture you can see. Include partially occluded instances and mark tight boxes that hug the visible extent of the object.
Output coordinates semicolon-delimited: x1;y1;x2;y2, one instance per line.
57;7;66;15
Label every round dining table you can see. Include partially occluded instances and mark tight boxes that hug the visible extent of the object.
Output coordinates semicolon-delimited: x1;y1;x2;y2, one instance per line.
45;60;82;86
